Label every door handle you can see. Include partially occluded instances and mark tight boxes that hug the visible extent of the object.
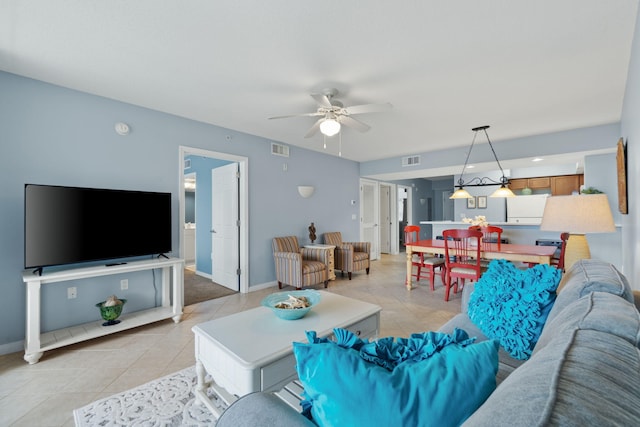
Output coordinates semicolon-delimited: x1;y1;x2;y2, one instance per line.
211;229;216;233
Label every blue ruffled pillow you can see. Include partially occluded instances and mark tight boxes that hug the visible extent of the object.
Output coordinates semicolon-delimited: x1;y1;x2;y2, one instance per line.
467;259;562;360
293;328;499;427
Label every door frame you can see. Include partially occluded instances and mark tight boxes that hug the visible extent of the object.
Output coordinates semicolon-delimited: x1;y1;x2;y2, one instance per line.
179;146;249;294
360;178;380;260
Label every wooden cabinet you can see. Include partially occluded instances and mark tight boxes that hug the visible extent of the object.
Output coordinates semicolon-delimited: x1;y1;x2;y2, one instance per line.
528;177;551;189
551;175;581;195
508;179;528;190
509;174;582;195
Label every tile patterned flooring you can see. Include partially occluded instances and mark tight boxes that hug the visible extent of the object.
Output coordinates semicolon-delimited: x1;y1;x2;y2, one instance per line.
0;253;462;426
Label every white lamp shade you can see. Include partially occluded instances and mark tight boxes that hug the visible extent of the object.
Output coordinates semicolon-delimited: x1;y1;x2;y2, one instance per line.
540;194;615;233
297;186;315;198
320;119;341;136
450;188;473;199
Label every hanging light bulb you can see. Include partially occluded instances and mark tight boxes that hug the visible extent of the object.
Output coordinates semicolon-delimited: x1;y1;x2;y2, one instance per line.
320;116;341;136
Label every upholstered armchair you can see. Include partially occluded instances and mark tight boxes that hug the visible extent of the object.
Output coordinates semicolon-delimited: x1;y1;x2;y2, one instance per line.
272;236;329;290
323;232;370;280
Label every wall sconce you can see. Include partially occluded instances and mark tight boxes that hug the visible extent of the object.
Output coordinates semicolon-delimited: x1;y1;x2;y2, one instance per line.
419;198;426;205
298;186;315;198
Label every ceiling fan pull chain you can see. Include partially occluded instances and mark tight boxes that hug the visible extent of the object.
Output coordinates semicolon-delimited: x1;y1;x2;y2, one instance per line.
323;134;327;150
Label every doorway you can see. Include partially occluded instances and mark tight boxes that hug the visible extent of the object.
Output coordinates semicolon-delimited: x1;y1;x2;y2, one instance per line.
179;146;249;300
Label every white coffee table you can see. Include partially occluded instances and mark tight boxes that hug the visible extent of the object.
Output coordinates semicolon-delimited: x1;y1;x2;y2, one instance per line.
192;291;381;418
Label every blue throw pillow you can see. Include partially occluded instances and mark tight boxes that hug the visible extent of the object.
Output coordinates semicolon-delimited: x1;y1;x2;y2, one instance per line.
467;259;562;360
293;328;499;427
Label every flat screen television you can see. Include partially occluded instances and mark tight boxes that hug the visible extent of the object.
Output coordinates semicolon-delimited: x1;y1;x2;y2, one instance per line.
24;184;172;270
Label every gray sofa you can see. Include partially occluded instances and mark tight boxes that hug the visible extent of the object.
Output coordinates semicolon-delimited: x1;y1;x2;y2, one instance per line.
217;259;640;426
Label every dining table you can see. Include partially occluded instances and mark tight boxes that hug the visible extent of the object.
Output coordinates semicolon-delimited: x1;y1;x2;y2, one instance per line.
405;239;558;290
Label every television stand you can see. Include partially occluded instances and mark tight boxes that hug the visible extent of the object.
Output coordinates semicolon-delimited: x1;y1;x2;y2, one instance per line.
22;257;184;364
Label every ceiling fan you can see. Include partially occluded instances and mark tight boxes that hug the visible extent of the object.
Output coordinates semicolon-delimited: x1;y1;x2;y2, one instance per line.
268;88;392;138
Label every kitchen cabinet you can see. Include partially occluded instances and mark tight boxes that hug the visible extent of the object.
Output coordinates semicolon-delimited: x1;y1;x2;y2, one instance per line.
551;174;582;195
508;174;583;195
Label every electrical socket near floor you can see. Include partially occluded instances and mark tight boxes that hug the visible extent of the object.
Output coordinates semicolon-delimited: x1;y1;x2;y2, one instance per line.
120;279;128;290
67;287;77;299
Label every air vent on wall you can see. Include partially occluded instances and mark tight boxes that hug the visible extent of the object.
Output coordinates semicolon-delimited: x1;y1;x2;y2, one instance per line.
271;142;290;157
402;155;421;167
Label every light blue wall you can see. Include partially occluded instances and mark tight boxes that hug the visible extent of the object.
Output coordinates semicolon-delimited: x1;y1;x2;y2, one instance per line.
184;155;232;275
621;5;640;285
0;71;360;349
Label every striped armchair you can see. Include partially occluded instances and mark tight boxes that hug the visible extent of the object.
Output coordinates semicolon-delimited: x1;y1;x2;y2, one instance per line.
272;236;329;290
323;232;370;280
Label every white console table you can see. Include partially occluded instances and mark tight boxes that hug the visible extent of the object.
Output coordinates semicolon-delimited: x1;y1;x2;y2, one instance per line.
22;257;184;364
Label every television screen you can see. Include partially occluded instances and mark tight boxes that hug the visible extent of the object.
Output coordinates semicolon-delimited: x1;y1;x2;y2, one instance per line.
24;184;172;269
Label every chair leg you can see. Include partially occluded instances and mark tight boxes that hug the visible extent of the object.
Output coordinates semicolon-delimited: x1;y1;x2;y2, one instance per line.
278;281;283;289
348;272;352;280
445;274;452;301
324;280;328;288
430;266;436;291
366;267;370;275
341;271;345;277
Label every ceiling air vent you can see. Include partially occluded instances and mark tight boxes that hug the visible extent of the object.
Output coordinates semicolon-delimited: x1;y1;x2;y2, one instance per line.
402;155;420;167
271;142;290;157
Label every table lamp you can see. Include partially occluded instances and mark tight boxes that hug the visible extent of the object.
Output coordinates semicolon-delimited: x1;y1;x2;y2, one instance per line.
540;194;615;270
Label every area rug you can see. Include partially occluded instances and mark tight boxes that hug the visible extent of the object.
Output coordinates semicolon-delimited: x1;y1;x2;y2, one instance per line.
73;366;225;426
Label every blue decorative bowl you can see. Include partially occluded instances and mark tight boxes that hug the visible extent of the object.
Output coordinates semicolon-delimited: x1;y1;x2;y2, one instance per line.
261;290;321;320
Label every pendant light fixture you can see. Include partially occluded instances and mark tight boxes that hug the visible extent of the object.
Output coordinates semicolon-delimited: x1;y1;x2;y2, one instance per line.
450;125;516;199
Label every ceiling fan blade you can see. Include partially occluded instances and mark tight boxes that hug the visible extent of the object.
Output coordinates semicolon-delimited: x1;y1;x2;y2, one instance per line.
340;115;371;133
304;118;323;138
268;112;323;120
344;102;393;115
310;93;333;108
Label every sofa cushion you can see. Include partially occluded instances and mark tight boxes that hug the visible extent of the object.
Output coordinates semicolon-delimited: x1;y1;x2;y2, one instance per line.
546;259;633;324
293;328;498;427
463;329;640;426
535;291;640;354
438;313;525;384
467;259;561;360
464;290;640;426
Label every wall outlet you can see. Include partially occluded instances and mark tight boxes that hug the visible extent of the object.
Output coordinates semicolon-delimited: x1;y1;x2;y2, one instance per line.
120;279;128;290
67;287;77;299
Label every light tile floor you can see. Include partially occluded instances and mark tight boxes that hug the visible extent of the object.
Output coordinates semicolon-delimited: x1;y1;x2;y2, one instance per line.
0;253;462;426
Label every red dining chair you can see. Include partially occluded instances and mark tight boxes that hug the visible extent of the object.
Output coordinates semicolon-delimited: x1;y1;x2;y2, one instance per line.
404;225;445;290
468;225;503;269
526;232;569;271
442;229;483;301
552;232;570;271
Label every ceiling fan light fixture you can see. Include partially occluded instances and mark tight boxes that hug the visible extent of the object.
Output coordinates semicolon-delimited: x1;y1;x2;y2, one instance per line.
320;118;341;136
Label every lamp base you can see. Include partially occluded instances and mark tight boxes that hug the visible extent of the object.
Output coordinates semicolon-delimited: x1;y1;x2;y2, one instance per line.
564;234;591;271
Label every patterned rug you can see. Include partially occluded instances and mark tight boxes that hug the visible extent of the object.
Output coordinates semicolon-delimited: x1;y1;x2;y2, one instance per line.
73;366;225;426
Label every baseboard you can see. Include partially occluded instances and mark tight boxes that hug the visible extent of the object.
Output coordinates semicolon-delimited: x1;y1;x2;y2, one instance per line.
248;280;279;292
194;270;212;280
0;340;24;356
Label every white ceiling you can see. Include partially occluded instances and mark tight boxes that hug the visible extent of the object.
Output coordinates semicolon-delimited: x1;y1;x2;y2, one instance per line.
1;1;638;169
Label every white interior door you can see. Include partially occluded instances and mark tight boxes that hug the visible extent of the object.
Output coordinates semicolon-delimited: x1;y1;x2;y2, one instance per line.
212;163;239;291
379;184;391;254
360;179;379;260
